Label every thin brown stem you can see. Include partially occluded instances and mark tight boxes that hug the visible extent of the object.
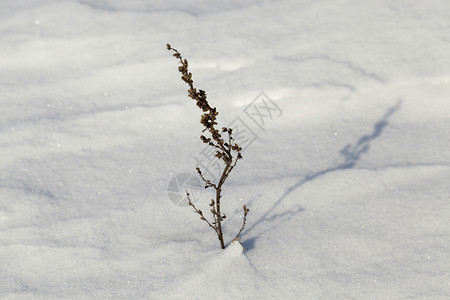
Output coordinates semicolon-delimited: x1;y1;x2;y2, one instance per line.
215;164;231;249
235;205;249;240
187;192;217;233
196;167;216;189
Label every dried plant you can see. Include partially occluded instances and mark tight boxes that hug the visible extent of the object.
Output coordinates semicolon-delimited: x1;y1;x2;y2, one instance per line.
167;43;249;249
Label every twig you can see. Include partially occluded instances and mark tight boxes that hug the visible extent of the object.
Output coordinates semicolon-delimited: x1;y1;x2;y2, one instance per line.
235;205;249;240
186;191;217;233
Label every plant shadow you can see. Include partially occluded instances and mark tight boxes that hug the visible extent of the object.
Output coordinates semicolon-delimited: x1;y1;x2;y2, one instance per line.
242;100;402;239
241;236;257;250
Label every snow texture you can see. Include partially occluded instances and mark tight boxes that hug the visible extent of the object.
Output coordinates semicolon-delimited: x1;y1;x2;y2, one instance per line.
1;0;449;299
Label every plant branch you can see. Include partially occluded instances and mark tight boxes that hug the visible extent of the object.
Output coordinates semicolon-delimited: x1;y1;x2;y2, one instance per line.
235;205;250;240
186;191;217;233
168;43;248;249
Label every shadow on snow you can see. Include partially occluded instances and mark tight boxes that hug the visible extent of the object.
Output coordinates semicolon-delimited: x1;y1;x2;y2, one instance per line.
242;100;402;245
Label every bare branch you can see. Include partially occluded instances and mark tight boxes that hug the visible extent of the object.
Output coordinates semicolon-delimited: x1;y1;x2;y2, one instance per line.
186;191;217;233
235;205;250;240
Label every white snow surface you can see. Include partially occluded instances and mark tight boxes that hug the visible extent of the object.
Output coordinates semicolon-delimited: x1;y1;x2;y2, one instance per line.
1;0;450;299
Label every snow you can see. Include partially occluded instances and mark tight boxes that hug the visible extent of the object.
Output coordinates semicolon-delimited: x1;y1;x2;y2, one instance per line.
1;0;449;298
